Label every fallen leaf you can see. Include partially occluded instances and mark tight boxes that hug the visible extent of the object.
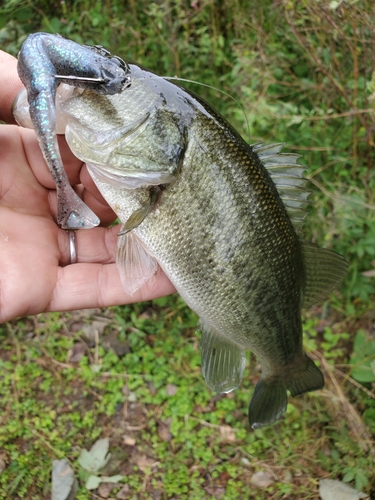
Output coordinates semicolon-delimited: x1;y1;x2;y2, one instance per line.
166;384;177;396
219;471;231;485
81;319;110;344
123;435;136;446
157;422;172;442
91;364;103;373
52;459;78;500
319;479;368;500
98;481;117;499
102;331;130;356
136;455;158;472
283;470;293;483
101;475;124;483
362;270;375;277
250;471;274;488
78;438;110;473
67;342;86;363
205;486;225;497
116;484;130;499
85;474;102;490
362;261;375;278
219;425;236;442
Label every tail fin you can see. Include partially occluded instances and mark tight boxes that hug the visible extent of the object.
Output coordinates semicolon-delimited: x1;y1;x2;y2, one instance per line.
248;379;288;429
287;355;324;397
248;355;324;429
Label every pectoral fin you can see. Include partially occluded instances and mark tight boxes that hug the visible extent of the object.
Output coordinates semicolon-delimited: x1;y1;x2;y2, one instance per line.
118;186;161;235
116;231;158;296
200;322;246;394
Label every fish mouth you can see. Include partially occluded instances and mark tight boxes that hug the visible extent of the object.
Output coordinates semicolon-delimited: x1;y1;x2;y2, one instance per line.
86;162;175;189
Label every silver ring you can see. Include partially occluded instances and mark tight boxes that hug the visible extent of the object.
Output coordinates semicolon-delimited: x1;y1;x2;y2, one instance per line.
66;230;77;264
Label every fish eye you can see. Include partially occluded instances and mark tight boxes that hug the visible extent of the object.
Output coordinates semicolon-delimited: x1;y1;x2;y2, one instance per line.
123;76;132;89
113;55;129;73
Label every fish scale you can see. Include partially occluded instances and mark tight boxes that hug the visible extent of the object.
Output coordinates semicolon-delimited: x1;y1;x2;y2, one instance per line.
14;33;348;428
132;116;302;353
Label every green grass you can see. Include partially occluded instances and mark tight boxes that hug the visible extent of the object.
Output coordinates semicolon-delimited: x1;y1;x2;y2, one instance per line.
0;299;374;499
2;0;375;304
0;0;375;498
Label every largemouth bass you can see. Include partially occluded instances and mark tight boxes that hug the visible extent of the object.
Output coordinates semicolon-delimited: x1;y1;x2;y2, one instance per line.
14;33;348;428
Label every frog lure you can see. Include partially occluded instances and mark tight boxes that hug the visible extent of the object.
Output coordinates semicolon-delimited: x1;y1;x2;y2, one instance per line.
13;33;347;429
15;32;131;229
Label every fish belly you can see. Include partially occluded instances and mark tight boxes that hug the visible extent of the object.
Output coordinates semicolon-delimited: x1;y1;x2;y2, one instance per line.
135;118;304;363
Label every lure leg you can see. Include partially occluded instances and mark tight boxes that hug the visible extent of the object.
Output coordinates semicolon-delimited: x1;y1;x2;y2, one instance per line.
17;33;131;229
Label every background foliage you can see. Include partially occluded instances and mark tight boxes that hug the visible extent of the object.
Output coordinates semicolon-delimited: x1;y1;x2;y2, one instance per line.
0;0;375;499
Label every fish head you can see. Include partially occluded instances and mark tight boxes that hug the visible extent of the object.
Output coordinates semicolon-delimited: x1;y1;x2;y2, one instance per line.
59;65;189;190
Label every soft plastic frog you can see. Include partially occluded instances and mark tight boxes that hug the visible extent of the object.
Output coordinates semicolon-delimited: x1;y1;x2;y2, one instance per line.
14;32;131;229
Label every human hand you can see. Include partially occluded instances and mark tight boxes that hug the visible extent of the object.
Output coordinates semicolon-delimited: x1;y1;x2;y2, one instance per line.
0;50;175;323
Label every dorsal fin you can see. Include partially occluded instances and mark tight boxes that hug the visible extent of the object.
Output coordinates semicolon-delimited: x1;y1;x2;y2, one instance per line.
252;144;348;304
300;240;348;308
252;143;310;236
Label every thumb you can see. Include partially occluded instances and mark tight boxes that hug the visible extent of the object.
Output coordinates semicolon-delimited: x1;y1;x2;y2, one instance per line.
0;50;25;124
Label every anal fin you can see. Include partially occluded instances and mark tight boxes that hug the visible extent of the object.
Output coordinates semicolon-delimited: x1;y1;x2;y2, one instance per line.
200;322;246;394
116;231;158;296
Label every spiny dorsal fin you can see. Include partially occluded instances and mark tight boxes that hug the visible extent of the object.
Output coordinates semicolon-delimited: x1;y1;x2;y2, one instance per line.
252;144;348;305
252;143;310;236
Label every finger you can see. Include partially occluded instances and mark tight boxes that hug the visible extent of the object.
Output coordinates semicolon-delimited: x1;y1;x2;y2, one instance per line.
0;210;61;323
82;188;118;226
2;127;115;229
58;225;118;266
20;126;54;187
0;50;110;204
20;128;116;225
56;224;176;308
58;135;84;185
0;127;51;215
21;130;84;189
47;185;116;230
0;50;24;124
48;262;176;312
80;165;117;225
20;127;117;225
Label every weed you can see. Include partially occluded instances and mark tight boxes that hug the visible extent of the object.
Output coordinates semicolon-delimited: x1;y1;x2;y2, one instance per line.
0;0;375;498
